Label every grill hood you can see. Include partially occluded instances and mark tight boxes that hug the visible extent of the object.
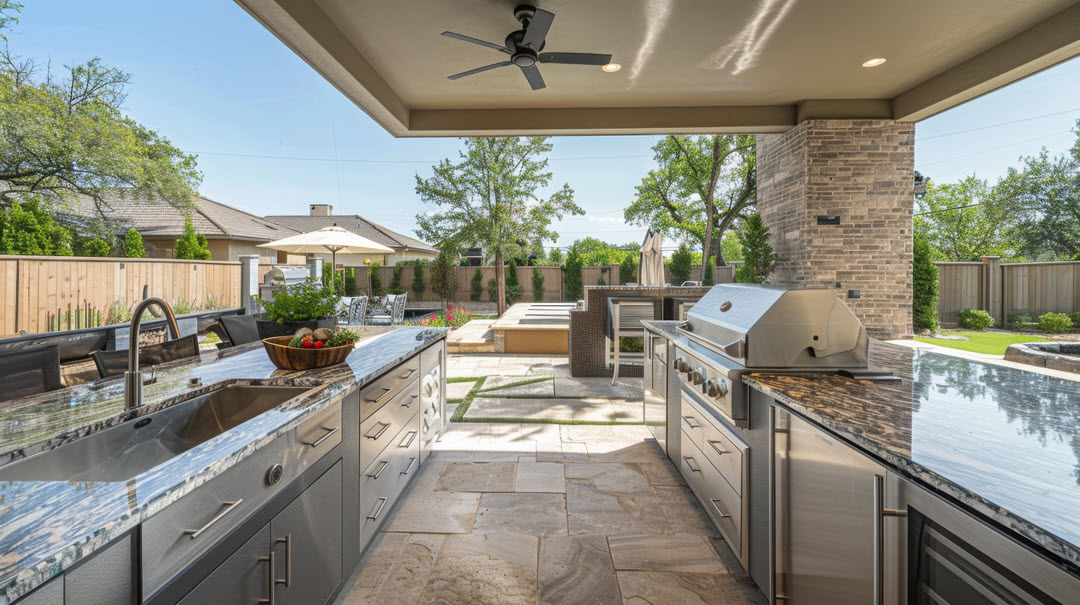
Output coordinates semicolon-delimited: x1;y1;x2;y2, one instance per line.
678;284;868;368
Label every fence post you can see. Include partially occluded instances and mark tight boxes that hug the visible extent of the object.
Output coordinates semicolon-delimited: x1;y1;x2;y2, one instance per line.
239;255;260;313
307;256;323;284
981;256;1002;326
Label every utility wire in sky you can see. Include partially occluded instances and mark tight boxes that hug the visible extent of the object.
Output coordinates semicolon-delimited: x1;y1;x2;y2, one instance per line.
916;107;1080;141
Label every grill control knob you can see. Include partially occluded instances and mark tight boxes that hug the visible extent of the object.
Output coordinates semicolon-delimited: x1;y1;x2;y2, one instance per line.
705;378;730;398
673;357;685;372
692;367;705;385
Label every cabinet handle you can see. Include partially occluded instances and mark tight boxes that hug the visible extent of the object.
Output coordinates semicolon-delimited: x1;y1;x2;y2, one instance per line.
365;387;393;405
401;394;418;409
183;499;243;539
683;456;701;473
398;368;417;380
367;459;391;479
364;421;391;440
257;551;274;605
399;429;418;449
709;498;732;519
367;496;388;521
302;425;340;448
707;440;727;456
873;474;907;605
682;415;700;429
401;457;417;476
275;535;291;587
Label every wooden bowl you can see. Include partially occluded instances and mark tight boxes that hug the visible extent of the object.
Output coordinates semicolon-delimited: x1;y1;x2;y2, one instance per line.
261;336;353;370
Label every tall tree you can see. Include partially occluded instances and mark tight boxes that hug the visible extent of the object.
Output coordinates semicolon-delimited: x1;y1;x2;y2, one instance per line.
625;135;756;273
915;177;1014;261
991;125;1080;260
735;214;776;284
415;137;583;315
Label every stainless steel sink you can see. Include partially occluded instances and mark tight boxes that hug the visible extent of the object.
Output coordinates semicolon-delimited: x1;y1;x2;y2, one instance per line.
0;384;312;483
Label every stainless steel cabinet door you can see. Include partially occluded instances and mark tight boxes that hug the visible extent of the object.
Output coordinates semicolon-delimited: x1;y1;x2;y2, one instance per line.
271;460;343;605
643;333;668;451
773;408;886;605
178;525;271;605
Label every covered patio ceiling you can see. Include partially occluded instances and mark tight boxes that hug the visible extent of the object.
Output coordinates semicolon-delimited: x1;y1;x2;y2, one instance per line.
236;0;1080;136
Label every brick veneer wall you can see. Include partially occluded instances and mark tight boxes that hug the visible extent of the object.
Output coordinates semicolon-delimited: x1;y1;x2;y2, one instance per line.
757;120;915;339
569;285;712;378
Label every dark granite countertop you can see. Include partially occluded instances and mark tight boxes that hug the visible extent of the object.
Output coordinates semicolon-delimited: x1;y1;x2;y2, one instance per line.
0;326;446;602
644;320;1080;572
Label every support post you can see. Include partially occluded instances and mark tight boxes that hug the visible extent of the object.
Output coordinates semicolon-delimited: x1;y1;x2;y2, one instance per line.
308;256;323;284
239;255;259;314
981;256;1002;326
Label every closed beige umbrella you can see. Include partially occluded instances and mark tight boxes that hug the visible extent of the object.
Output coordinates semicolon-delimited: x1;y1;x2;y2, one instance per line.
639;230;665;286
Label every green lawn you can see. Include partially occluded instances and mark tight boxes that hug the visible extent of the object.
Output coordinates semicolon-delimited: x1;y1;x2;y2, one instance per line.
915;330;1049;355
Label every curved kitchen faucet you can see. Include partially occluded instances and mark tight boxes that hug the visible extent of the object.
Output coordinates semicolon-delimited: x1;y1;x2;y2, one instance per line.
124;297;180;410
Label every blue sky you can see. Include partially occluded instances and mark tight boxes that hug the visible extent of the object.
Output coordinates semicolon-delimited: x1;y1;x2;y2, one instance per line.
8;0;1080;249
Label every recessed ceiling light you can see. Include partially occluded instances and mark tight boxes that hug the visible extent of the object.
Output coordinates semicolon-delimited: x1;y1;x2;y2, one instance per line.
862;58;886;67
602;63;621;73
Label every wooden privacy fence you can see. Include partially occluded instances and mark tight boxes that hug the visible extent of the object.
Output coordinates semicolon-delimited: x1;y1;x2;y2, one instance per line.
0;256;241;337
934;257;1080;327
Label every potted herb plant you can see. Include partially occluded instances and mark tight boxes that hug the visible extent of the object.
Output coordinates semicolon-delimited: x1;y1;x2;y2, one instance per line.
255;280;339;338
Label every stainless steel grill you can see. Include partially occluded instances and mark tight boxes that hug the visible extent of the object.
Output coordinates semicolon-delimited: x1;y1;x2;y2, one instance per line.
258;265;311;305
672;284;871;425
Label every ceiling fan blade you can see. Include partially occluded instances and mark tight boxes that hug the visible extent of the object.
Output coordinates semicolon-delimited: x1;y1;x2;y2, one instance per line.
441;31;512;55
448;61;513;80
520;8;554;50
539;52;613;65
520;64;546;90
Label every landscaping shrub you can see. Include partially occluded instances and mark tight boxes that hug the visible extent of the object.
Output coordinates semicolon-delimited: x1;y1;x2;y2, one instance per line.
1037;312;1072;334
1006;312;1031;332
596;275;606;286
547;247;563;265
1069;312;1080;328
322;263;344;293
470;268;484;301
429;250;457;303
387;262;405;294
411;264;426;296
912;230;939;333
507;284;523;305
80;237;111;257
344;268;357;296
174;219;211;260
506;259;520;292
669;243;693;285
487;278;498;302
734;214;776;284
619;337;644;353
256;281;338;324
0;199;74;255
702;256;716;287
532;267;545;302
368;261;382;295
124;228;146;257
564;247;584;301
957;308;993;331
619;255;637;284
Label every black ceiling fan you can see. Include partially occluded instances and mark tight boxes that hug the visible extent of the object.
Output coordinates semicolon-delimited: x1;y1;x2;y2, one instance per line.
441;4;613;91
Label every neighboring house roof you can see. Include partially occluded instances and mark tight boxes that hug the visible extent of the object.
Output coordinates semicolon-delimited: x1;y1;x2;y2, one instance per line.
71;191;300;242
262;215;438;254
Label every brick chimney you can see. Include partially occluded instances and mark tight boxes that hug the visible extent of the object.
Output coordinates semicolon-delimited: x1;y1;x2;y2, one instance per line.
310;204;333;216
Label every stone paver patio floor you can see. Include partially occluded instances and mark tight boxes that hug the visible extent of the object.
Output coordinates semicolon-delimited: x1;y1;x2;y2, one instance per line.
337;420;767;605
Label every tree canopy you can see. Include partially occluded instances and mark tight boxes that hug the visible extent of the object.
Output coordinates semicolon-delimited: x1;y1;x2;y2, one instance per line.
915;177;1015;262
624;135;755;272
415;137;583;315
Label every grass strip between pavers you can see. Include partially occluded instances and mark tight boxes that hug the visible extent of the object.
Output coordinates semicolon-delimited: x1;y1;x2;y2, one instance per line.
475;376;554;393
447;374;644;426
457;417;644;426
449;376;486;422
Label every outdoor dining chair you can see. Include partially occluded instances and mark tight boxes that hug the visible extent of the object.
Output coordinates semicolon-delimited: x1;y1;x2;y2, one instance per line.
0;345;62;403
219;314;261;346
91;334;200;378
348;296;369;326
607;298;659;386
367;293;407;326
336;297;355;326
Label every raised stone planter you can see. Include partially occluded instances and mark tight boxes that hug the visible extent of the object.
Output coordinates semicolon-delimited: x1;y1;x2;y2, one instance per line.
1004;342;1080;373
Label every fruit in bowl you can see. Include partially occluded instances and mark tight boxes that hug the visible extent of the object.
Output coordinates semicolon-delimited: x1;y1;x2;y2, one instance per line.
263;327;362;370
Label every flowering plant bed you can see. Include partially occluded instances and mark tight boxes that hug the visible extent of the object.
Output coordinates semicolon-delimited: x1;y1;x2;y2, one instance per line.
415;304;473;330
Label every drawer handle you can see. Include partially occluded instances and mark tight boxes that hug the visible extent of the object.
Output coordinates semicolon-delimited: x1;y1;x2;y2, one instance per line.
401;394;418;409
257;552;274;605
303;425;340;448
398;368;417;380
401;457;417;477
707;440;727;456
367;496;388;521
184;499;243;539
399;429;418;449
367;459;391;479
709;498;732;519
682;415;700;429
365;421;391;440
683;456;701;473
365;387;394;405
275;535;291;587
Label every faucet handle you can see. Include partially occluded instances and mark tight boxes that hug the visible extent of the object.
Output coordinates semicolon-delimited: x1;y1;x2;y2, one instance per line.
143;366;157;385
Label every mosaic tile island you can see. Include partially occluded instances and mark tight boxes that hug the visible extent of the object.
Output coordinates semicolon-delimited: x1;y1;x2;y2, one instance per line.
0;326;447;603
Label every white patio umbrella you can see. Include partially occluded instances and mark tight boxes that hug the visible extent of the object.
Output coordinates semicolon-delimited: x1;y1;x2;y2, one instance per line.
257;224;394;277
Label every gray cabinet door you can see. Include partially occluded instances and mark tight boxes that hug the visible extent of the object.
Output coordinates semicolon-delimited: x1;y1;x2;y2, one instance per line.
272;460;343;605
178;525;271;605
65;534;135;605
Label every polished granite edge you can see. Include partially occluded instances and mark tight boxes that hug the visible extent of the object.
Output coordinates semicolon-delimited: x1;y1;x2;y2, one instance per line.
0;327;447;602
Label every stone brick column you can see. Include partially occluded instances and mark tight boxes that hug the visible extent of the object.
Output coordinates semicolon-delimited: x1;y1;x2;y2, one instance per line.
757;120;915;339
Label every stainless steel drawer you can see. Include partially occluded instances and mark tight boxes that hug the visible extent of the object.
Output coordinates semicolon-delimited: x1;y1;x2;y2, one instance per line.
360;357;421;422
359;413;420;545
680;390;705;450
141;400;342;600
700;416;747;497
679;431;744;560
360;378;419;471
